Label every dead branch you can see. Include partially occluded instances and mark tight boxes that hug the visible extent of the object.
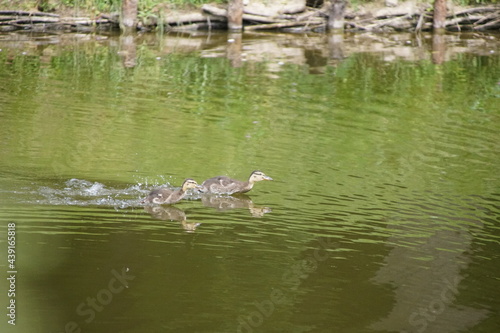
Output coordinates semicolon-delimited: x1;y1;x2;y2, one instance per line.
0;16;59;25
203;5;290;24
201;4;227;17
363;14;410;31
451;6;499;17
0;10;59;17
243;13;290;23
415;12;425;32
345;21;369;30
163;12;223;26
60;18;112;26
244;19;323;31
472;11;499;25
474;17;500;30
183;22;226;31
445;14;484;27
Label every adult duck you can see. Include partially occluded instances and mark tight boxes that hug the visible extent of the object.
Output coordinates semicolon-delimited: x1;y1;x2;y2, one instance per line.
142;178;200;204
199;170;273;195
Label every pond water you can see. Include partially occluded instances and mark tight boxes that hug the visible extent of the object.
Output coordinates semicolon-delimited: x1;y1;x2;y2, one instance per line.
0;31;499;333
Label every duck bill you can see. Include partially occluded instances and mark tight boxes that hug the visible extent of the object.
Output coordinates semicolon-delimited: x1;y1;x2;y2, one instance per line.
264;176;273;181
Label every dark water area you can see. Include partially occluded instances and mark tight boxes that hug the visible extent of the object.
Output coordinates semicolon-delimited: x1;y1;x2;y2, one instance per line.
0;30;499;333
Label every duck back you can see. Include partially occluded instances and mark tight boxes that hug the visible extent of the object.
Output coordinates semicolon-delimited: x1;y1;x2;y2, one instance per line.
201;176;249;194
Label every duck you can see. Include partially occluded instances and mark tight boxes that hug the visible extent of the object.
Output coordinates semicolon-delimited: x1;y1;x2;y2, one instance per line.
198;170;273;195
142;178;200;205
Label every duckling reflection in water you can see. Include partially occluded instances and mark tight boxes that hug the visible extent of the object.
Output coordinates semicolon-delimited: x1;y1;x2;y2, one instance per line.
142;178;201;205
201;194;272;218
144;205;201;232
198;170;273;195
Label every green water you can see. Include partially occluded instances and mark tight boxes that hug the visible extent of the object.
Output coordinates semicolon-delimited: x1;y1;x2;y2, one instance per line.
0;31;499;333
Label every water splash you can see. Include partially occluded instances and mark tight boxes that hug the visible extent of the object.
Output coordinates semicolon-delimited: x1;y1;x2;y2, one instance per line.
33;179;151;208
30;178;204;209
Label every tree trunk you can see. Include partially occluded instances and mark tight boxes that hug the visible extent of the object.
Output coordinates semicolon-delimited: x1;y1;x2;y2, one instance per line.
327;0;346;32
228;0;243;31
433;0;447;31
121;0;138;33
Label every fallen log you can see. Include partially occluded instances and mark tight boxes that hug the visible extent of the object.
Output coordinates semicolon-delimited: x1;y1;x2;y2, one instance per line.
201;4;226;17
243;13;291;23
60;18;112;26
0;15;20;22
244;18;324;31
0;10;59;17
13;22;60;31
202;5;290;24
0;16;59;25
168;21;227;31
363;14;410;31
163;12;223;26
294;7;328;21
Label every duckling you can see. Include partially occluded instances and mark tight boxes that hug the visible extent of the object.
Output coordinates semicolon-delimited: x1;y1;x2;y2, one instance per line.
142;178;200;205
199;170;273;195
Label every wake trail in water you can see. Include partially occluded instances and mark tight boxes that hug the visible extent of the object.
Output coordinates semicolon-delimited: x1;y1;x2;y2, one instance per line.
32;179;154;208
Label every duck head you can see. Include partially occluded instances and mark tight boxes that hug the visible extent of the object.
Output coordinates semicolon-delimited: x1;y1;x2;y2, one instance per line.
181;178;202;191
249;170;273;183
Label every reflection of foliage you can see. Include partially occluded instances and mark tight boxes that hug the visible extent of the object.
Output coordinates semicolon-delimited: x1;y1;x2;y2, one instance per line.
0;37;498;190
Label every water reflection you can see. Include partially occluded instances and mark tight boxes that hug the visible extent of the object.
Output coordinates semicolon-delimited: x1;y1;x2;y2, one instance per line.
118;34;137;68
201;194;272;217
0;29;498;333
327;33;345;61
370;195;490;332
142;192;272;232
1;31;497;74
227;33;243;67
431;32;446;65
143;205;200;232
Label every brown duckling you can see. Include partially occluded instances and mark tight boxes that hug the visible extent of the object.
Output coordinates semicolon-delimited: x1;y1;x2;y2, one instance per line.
199;170;273;195
142;178;200;205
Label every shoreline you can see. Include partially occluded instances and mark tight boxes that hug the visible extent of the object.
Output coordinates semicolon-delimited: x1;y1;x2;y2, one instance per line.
0;2;499;33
